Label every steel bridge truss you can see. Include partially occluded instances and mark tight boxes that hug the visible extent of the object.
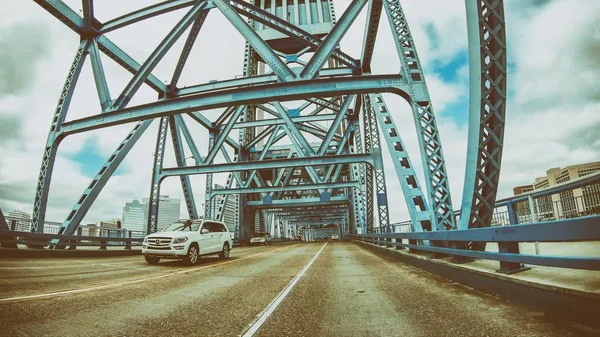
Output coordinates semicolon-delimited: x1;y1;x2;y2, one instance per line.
33;0;506;248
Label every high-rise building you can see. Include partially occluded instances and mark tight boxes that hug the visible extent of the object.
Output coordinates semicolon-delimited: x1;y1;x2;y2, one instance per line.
143;195;181;231
211;184;238;233
122;199;147;235
513;161;600;221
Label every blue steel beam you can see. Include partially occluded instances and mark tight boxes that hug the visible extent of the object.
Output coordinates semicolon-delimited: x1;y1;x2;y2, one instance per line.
88;39;111;111
361;0;382;72
34;1;168;93
213;0;296;82
186;112;240;150
363;95;390;233
160;153;373;177
82;0;93;28
169;10;209;89
204;106;244;164
246;196;348;208
31;40;90;233
382;0;456;230
300;0;368;79
368;93;430;233
113;1;208;109
460;0;507;235
211;181;359;196
147;117;170;233
317;95;354;156
170;116;199;219
175;68;353;97
100;0;199;34
174;115;204;164
227;0;359;69
59;74;408;135
97;36;167;93
54;2;209;236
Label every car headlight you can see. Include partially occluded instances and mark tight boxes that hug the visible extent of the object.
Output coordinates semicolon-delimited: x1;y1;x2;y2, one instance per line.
173;237;188;244
143;237;148;243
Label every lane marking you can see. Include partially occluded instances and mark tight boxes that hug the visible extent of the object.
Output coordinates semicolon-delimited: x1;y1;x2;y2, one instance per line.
241;242;328;337
0;244;296;303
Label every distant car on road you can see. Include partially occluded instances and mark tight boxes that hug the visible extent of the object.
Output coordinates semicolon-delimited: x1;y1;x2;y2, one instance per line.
331;234;340;240
142;219;232;265
250;232;272;245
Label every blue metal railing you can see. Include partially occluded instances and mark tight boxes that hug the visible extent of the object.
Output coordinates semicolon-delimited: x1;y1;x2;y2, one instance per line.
0;229;143;250
353;172;600;273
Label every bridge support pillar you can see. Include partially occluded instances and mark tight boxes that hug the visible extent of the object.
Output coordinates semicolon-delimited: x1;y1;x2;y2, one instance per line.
496;242;531;274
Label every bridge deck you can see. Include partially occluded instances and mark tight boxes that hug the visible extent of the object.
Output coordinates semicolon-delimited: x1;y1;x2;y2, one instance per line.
0;242;595;336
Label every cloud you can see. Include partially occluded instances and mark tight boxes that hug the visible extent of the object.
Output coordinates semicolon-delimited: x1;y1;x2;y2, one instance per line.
0;114;23;142
0;22;51;96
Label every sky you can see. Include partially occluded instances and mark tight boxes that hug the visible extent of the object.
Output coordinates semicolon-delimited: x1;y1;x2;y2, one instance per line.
0;0;599;227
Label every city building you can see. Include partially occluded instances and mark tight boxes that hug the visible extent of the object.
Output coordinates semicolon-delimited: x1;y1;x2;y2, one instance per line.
513;161;600;221
122;199;147;235
210;184;238;233
7;210;31;230
142;195;181;231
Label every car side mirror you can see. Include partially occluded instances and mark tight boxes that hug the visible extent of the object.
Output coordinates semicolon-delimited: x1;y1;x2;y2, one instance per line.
201;228;209;234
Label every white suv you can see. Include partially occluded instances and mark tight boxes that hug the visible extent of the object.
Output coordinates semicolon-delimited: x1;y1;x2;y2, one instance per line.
142;219;232;265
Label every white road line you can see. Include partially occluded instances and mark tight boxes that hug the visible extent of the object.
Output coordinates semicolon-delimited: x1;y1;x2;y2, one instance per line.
241;242;328;337
0;245;292;303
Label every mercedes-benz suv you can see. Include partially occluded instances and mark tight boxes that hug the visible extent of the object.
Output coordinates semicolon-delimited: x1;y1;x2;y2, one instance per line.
142;219;232;265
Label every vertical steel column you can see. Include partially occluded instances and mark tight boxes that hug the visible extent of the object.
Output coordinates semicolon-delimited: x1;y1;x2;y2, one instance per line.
363;95;391;233
460;1;507;244
169;116;199;219
367;94;431;233
238;40;257;240
147;117;169;234
353;117;367;233
382;0;456;230
362;99;375;233
31;40;90;233
204;133;215;219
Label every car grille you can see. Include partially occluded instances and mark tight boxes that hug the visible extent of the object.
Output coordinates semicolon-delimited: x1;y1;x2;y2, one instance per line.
147;237;172;246
147;246;171;250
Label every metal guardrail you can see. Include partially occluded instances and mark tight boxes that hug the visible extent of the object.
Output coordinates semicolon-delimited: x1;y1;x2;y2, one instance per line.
387;171;600;232
0;229;143;250
351;215;600;273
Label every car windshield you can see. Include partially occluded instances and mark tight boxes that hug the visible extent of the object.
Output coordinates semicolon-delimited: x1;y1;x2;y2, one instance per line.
254;232;267;237
162;221;200;232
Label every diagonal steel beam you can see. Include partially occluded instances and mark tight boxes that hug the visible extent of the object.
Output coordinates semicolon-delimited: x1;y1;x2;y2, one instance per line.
213;0;295;82
228;0;358;69
300;0;368;79
100;0;199;34
204;106;244;163
113;1;208;108
88;39;111;111
361;0;382;73
317;95;354;155
169;10;209;89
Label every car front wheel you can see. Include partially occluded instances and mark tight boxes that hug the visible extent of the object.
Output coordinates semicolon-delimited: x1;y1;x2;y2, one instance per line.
145;255;160;265
219;243;230;259
185;244;200;265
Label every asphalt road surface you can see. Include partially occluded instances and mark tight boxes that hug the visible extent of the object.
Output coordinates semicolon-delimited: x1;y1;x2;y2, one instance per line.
0;242;594;337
